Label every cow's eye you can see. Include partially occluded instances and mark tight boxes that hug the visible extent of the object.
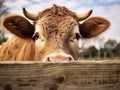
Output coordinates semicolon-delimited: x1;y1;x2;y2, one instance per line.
75;33;81;40
32;32;39;40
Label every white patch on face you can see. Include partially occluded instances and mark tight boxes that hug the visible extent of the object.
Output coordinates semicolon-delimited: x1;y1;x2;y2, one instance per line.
69;25;80;51
35;38;45;52
35;24;45;40
73;25;80;34
34;24;45;52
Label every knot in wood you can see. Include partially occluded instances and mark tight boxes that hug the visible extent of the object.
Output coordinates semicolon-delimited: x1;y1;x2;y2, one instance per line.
49;86;58;90
4;84;12;90
56;75;65;84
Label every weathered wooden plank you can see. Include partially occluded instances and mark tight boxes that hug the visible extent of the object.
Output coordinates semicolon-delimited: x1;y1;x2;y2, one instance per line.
0;60;120;90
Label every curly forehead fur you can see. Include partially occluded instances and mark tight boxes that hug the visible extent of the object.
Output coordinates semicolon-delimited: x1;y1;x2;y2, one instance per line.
37;4;79;21
34;4;79;42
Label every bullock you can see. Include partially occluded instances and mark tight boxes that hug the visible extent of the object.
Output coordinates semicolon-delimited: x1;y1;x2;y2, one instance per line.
0;5;110;62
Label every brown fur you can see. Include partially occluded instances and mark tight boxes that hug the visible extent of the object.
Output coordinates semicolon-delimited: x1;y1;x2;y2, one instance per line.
0;5;110;61
32;5;81;60
37;4;79;21
0;36;35;60
2;15;34;38
80;17;110;38
35;16;79;60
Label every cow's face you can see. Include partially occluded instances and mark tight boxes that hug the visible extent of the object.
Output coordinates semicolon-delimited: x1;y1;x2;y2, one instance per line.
34;16;80;62
2;5;110;62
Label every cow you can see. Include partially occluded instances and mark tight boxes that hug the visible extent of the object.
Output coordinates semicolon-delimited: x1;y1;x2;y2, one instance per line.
0;4;110;62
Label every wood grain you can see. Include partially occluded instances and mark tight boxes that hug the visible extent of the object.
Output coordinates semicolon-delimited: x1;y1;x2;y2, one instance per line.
0;60;120;90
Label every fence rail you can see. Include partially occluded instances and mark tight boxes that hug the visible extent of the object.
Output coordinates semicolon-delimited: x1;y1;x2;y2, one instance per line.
0;60;120;90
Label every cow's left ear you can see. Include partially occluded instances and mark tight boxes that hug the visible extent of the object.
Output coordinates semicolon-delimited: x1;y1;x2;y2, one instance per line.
79;17;110;38
2;15;35;38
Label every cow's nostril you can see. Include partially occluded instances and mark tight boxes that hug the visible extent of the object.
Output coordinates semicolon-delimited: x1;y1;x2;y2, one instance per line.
69;57;72;61
47;57;51;62
47;57;54;62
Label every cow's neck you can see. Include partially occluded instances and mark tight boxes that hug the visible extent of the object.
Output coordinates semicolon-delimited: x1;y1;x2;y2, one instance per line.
0;36;35;60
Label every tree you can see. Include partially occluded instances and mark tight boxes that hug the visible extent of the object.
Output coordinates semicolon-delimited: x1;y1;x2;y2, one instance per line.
0;30;8;44
104;39;117;49
104;39;117;58
0;0;9;45
80;46;98;59
0;0;9;16
88;46;98;58
96;37;105;58
113;42;120;57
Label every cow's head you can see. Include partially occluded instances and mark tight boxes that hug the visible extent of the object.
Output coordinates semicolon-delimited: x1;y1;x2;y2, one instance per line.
2;5;110;62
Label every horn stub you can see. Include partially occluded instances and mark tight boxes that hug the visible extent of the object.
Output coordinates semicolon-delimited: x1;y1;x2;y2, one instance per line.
78;10;93;21
23;7;38;21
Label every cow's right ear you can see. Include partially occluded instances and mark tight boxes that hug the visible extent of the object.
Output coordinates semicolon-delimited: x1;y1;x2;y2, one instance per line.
2;15;35;38
79;17;110;38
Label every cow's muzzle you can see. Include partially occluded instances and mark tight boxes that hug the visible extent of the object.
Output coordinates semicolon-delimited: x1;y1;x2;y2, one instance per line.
43;53;74;62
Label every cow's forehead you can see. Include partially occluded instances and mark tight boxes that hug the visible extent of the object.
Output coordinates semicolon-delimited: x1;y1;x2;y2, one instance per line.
35;16;78;33
34;5;79;36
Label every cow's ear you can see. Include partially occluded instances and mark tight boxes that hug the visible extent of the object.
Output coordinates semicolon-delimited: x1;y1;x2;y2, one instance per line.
80;17;110;38
2;15;35;38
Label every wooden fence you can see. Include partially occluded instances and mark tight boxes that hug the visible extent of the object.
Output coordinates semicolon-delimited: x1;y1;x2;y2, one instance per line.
0;60;120;90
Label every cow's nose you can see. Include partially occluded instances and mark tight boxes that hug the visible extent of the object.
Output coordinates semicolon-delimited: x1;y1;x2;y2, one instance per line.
44;53;74;62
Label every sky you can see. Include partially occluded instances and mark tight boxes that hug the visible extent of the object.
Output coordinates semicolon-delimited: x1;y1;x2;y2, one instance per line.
2;0;120;48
